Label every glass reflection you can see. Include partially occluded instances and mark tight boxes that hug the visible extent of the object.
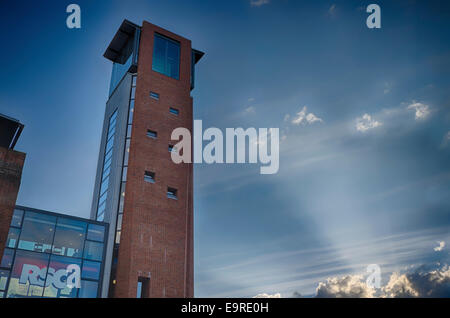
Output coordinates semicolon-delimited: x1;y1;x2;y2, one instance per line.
43;255;81;298
52;218;87;258
18;212;56;253
7;250;49;298
83;241;103;261
1;248;14;268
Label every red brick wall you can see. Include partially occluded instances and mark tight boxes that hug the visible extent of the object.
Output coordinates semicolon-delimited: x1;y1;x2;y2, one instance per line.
113;21;194;298
0;147;25;258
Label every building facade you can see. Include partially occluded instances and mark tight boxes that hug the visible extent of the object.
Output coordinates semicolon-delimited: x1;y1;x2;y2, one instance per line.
0;114;25;262
90;20;203;298
1;206;108;298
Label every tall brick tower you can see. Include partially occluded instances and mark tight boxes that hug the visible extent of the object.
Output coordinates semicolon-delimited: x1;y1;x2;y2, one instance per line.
91;20;203;298
0;114;25;260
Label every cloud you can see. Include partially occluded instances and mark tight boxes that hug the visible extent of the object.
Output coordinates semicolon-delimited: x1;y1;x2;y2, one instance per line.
316;274;376;298
250;0;269;7
291;106;323;125
244;106;256;114
355;114;382;132
328;4;336;16
383;266;450;297
407;102;430;120
441;131;450;148
434;241;446;252
292;291;303;298
253;293;281;298
315;265;450;298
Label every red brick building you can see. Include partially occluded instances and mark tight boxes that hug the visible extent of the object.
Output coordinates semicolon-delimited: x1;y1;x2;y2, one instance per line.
92;20;203;297
0;114;25;260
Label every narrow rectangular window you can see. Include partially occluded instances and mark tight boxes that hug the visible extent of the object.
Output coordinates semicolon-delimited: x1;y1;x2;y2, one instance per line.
169;107;179;115
167;187;178;200
144;171;155;183
150;92;159;100
147;130;157;139
137;277;150;298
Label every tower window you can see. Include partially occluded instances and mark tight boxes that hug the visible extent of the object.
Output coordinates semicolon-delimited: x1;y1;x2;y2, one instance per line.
167;187;178;200
150;91;159;100
152;33;180;80
137;277;150;298
169;107;179;115
144;171;155;183
147;130;157;139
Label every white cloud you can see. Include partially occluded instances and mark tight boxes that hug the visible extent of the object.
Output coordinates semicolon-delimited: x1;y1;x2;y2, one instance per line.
315;265;450;298
316;275;376;298
291;106;323;125
250;0;269;7
355;114;382;132
244;106;256;114
382;266;450;297
407;102;430;120
253;293;281;298
434;241;445;252
248;97;255;102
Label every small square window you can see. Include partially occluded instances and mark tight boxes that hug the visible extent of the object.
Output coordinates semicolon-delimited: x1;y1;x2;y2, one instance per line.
169;107;179;115
167;187;178;200
150;92;159;100
147;130;157;139
168;145;177;153
144;171;155;183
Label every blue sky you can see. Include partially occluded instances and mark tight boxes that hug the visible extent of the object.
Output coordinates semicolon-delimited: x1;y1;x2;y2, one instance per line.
1;0;449;297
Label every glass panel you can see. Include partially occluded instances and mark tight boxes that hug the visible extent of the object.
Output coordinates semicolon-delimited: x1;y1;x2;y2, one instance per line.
18;212;56;253
118;192;124;213
117;214;123;231
97;200;106;218
122;166;128;182
128;101;134;124
115;231;121;244
81;260;101;280
52;218;87;258
78;280;98;298
131;86;136;99
167;39;180;79
105;135;115;152
152;34;166;74
87;224;105;242
11;209;24;227
96;212;104;222
7;250;49;298
100;177;110;196
127;125;132;138
124;139;130;166
132;75;137;87
83;241;103;261
1;248;15;268
0;269;9;290
6;227;20;248
109;53;133;95
136;281;142;298
105;147;113;162
43;255;81;298
98;191;107;207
